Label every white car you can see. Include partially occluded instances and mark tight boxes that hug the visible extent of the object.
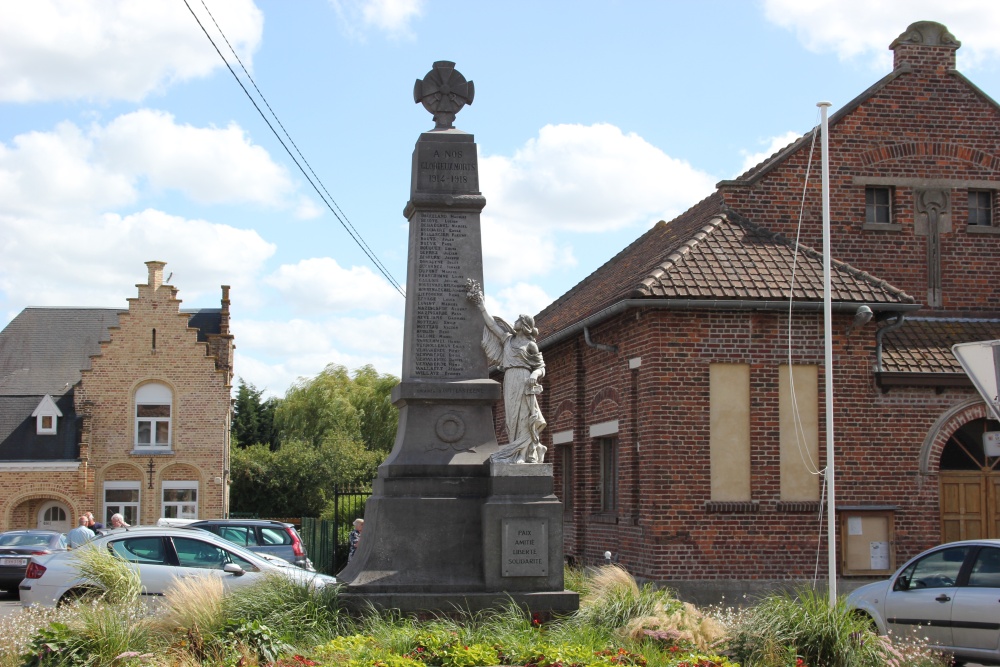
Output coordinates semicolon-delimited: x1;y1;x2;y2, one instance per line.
19;525;336;608
846;539;1000;666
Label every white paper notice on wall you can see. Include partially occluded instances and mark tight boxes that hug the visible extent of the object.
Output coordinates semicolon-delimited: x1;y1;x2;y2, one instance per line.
870;541;890;570
848;516;863;535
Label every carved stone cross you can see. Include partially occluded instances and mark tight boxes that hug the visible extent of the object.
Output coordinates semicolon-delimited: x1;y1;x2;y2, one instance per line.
414;61;475;130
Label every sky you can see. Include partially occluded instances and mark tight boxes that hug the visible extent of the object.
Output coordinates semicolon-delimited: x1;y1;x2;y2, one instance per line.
2;0;999;398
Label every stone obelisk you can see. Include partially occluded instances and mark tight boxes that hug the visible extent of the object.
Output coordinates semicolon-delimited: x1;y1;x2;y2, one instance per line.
337;62;577;616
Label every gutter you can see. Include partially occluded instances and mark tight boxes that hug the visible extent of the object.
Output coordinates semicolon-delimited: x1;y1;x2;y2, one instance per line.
538;298;921;351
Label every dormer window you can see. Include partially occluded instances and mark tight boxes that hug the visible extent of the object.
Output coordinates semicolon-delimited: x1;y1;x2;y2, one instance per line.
31;395;62;435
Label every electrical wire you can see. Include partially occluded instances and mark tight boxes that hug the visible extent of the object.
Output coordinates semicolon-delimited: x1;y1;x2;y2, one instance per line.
182;0;405;298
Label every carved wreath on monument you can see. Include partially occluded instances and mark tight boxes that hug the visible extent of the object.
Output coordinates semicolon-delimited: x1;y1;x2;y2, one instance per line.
466;279;548;463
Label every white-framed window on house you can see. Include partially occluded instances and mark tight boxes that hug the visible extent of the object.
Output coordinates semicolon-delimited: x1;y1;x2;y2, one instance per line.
31;395;62;435
135;382;172;449
104;481;140;527
162;481;198;520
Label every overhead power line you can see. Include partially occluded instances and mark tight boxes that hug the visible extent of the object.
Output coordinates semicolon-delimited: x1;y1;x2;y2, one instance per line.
183;0;405;297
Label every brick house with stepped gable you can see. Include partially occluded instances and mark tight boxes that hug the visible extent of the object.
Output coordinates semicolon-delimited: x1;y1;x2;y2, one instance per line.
0;261;234;534
529;21;1000;602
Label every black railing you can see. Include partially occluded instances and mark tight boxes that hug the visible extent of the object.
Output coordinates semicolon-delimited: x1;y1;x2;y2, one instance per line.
300;485;370;575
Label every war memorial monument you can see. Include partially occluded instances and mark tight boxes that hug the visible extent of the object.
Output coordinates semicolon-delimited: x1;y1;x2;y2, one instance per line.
337;62;578;615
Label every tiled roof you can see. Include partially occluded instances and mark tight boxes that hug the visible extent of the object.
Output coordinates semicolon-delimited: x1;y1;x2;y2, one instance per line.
880;317;1000;373
535;193;916;339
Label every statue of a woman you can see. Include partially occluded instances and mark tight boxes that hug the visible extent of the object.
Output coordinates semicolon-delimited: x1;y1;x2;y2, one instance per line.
467;280;547;463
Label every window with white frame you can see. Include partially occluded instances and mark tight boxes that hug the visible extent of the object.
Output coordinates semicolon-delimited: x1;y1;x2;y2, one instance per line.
162;481;198;519
135;382;172;449
104;481;140;527
32;395;62;435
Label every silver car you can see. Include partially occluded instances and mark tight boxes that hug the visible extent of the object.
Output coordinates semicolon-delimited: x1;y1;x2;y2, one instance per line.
18;526;335;608
846;539;1000;666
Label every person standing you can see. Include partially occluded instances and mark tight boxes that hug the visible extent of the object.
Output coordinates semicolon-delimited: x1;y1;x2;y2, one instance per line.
67;515;96;548
348;518;363;561
109;513;130;529
85;512;105;535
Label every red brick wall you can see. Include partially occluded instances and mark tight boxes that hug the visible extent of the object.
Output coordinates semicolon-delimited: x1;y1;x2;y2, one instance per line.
542;306;977;583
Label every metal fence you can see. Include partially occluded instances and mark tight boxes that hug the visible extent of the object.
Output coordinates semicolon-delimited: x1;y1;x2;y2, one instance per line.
300;485;370;575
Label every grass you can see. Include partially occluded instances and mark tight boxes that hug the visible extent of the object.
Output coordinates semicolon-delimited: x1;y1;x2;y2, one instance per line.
2;562;955;667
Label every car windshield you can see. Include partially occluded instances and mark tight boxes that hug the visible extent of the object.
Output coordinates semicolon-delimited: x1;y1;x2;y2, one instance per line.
0;533;53;547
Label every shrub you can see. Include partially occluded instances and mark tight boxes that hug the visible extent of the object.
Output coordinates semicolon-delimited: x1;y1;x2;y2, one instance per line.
727;588;893;667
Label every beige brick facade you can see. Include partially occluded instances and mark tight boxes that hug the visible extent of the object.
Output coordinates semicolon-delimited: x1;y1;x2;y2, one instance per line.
0;261;233;531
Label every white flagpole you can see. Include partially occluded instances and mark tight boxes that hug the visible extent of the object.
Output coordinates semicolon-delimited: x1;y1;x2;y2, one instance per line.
818;101;837;604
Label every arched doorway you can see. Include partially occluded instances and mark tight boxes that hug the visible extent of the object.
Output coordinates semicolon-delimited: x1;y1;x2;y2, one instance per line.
36;501;71;533
939;417;1000;541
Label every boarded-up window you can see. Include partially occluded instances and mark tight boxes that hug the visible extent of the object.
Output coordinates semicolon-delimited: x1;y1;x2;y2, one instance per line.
710;364;750;501
780;364;820;501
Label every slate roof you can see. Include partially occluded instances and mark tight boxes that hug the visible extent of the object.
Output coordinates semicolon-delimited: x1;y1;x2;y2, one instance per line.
0;308;122;396
880;317;1000;374
534;192;917;340
0;393;78;461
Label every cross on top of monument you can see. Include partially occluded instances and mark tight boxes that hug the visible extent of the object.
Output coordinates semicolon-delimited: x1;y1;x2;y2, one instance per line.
414;61;474;130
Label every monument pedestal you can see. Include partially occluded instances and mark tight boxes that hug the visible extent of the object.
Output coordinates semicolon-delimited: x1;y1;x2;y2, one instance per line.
338;461;577;615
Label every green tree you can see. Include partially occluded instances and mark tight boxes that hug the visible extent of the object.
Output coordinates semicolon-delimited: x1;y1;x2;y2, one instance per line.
229;436;381;517
274;364;398;454
231;378;279;450
229;364;397;517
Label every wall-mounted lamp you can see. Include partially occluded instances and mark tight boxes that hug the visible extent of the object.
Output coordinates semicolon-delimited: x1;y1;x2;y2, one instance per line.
846;305;873;335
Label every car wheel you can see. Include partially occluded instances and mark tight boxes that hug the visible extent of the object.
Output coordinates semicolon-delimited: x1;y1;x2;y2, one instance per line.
58;587;100;606
853;610;879;634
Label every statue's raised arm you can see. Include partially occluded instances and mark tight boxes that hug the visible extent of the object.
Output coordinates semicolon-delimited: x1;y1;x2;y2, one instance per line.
466;278;548;464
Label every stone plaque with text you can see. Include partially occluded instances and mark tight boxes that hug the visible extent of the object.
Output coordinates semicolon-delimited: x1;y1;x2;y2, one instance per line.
502;518;548;577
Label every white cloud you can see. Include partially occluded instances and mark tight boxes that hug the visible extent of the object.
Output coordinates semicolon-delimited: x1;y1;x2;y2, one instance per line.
478;123;715;286
0;209;275;310
0;113;302;216
0;0;263;102
233;315;403;398
97;110;295;206
264;257;404;314
485;283;554;321
0;123;137;217
763;0;1000;70
329;0;424;40
738;131;804;176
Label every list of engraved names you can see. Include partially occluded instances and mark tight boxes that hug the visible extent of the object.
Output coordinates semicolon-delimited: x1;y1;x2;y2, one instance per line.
414;211;471;378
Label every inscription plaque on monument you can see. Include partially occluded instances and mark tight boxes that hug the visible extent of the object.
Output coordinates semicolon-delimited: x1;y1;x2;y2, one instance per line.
502;518;548;577
413;211;473;378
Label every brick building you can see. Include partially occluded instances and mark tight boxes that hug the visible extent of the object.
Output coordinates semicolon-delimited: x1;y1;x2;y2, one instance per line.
0;261;234;533
531;21;1000;601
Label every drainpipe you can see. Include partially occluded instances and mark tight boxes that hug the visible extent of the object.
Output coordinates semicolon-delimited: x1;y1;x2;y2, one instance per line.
583;326;618;353
875;312;907;372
